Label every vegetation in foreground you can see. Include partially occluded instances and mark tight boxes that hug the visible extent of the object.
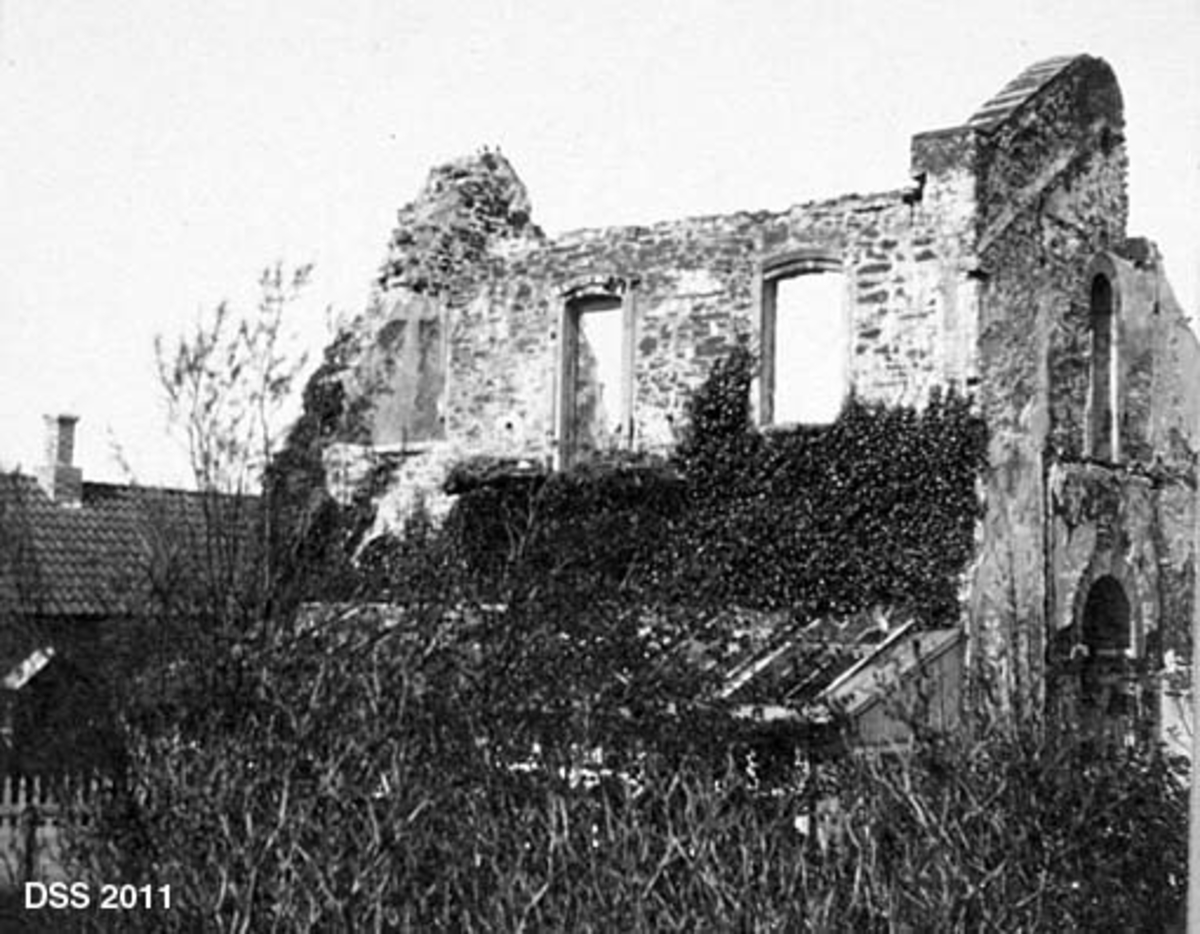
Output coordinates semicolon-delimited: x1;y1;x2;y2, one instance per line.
59;615;1188;931
19;288;1185;930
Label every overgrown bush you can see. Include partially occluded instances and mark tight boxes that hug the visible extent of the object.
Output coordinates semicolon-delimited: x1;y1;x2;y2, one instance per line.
61;617;1187;931
815;730;1187;931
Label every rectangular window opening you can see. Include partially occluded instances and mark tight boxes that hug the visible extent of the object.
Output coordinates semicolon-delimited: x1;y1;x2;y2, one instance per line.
763;271;848;426
560;295;632;466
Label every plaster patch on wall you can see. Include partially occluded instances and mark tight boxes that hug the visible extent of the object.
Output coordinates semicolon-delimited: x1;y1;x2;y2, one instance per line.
674;269;724;295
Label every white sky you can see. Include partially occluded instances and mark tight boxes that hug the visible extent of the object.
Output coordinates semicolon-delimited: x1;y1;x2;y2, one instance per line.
775;273;848;425
1;0;1197;487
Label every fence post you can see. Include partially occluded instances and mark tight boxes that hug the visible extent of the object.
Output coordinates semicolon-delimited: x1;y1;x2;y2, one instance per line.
20;776;39;886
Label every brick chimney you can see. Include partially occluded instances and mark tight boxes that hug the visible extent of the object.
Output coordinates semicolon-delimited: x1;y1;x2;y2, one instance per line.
38;414;83;507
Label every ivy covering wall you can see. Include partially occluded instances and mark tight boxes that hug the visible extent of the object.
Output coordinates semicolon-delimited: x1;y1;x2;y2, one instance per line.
443;347;989;626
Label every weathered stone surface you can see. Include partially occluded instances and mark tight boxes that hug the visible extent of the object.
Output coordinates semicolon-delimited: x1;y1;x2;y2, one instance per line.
378;148;539;295
959;57;1131;720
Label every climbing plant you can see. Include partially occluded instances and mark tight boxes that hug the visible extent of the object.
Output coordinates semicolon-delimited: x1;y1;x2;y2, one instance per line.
445;346;989;626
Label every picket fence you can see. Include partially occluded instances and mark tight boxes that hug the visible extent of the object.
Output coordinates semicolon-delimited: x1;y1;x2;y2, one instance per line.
0;772;104;889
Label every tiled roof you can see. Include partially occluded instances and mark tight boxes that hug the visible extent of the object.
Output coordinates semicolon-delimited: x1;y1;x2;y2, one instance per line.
967;55;1081;130
0;473;255;618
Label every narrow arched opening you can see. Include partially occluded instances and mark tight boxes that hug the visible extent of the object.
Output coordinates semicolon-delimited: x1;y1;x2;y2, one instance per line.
1080;574;1134;741
1088;273;1115;460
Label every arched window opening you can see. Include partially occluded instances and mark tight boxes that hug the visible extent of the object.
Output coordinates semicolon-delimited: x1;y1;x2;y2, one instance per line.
1089;273;1115;460
760;254;847;427
1080;575;1134;737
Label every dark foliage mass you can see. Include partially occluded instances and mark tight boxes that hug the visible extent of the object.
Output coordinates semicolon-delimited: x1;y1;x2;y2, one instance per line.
665;346;988;619
59;621;1188;932
444;344;988;625
42;350;1187;932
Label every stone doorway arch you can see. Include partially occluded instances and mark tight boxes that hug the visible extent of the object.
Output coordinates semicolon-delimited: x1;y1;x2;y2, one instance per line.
1079;574;1135;743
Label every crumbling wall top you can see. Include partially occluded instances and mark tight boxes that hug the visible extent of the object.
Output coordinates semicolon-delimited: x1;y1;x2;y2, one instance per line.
378;148;541;294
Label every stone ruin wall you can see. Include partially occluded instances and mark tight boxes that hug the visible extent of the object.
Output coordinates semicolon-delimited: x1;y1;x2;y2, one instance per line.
319;54;1200;738
335;148;985;528
445;188;970;452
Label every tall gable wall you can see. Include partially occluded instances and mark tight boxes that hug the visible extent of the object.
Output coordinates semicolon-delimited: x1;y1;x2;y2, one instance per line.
959;56;1130;719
